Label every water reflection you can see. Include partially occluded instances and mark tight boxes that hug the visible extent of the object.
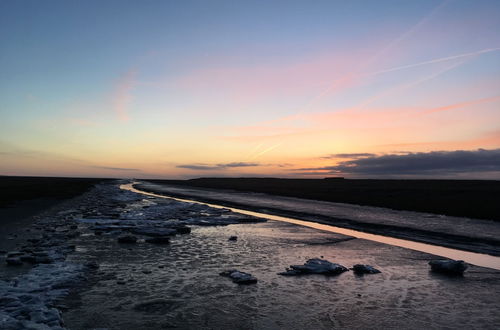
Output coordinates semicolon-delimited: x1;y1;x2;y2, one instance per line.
121;183;500;270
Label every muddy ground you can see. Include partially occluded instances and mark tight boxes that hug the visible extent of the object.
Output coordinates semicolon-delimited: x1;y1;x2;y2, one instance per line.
1;180;499;329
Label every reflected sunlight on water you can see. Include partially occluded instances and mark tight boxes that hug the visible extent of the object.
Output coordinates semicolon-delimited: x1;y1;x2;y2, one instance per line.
122;183;500;270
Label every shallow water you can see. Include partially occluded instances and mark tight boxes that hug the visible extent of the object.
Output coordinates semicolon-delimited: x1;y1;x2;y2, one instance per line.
123;183;500;270
131;182;500;245
64;212;500;329
54;183;500;329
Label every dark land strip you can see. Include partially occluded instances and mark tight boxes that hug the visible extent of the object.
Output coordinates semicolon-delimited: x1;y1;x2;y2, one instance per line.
0;176;109;252
0;176;111;208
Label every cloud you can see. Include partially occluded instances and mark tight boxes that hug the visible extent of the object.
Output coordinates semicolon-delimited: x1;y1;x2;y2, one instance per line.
223;162;259;168
322;153;376;159
419;95;500;115
170;47;372;109
0;142;87;163
227;93;500;143
112;70;137;122
176;164;220;170
177;162;259;171
90;166;140;172
297;149;500;176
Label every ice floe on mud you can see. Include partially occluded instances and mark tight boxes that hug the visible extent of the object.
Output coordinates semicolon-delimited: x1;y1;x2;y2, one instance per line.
278;259;385;276
74;186;266;240
278;258;349;276
0;262;88;329
220;269;258;284
1;181;268;329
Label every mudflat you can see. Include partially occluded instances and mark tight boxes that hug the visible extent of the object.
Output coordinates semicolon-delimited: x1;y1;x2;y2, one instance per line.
148;178;500;221
134;181;500;256
1;179;499;329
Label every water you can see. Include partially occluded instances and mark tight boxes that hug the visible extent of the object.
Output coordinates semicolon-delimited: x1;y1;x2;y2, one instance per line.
122;183;500;270
63;183;500;329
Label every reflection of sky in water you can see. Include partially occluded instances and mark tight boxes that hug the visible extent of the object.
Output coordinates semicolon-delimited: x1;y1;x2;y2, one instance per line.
64;186;500;329
123;183;500;270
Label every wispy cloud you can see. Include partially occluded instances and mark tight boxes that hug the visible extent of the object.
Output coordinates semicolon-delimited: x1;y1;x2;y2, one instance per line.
419;95;500;115
0;141;86;163
227;91;500;143
176;164;220;170
112;70;137;122
374;129;500;152
322;153;376;159
89;165;140;172
177;162;260;171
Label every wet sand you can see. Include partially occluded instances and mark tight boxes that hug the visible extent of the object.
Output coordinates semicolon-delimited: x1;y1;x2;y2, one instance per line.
1;180;500;329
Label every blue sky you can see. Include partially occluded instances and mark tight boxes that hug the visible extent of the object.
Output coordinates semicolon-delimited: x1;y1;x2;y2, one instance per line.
1;0;499;178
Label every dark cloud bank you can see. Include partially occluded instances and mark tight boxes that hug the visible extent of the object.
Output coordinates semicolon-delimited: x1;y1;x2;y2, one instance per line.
300;149;500;177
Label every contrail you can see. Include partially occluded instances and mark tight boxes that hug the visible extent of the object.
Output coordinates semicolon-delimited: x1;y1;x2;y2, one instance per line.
249;142;283;160
370;48;500;76
246;142;263;160
357;57;470;108
302;0;450;111
368;0;450;67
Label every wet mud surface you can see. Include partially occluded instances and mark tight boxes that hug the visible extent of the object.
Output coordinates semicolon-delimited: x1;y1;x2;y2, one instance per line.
135;182;500;256
2;181;500;329
63;218;500;329
63;185;500;329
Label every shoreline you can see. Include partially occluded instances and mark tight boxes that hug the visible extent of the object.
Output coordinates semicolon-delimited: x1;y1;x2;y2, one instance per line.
134;181;500;257
0;177;107;280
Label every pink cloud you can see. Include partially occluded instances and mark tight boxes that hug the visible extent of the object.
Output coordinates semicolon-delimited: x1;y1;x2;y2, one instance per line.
223;93;500;145
419;95;500;115
112;70;137;122
375;129;500;151
169;48;380;108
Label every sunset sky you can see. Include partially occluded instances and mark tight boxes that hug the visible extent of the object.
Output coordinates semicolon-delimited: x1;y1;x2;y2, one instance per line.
1;0;499;179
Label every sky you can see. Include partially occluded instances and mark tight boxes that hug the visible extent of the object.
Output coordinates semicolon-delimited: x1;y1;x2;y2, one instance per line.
1;0;499;179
